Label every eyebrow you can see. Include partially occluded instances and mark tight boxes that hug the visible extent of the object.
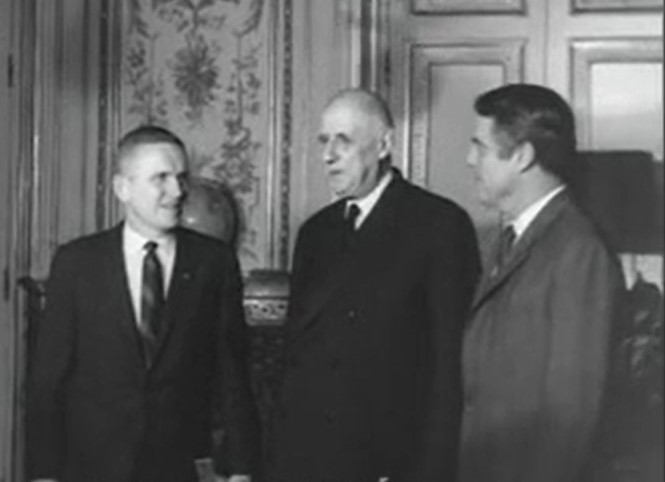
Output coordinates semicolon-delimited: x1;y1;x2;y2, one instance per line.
317;132;352;144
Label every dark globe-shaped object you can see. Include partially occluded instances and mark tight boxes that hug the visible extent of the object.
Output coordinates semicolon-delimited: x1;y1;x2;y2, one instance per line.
180;176;239;245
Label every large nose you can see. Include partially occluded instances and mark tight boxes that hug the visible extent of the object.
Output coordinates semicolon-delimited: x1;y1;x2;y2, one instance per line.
322;139;338;166
466;147;477;168
167;175;185;199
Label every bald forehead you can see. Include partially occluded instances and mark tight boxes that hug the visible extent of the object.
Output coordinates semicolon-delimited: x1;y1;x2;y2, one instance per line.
325;90;394;130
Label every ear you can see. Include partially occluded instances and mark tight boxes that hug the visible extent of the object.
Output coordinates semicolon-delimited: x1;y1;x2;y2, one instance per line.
113;174;129;203
378;129;394;159
512;141;536;173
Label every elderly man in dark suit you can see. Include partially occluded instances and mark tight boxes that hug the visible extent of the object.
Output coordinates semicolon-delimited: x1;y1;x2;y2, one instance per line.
267;88;481;482
27;126;259;482
460;84;624;482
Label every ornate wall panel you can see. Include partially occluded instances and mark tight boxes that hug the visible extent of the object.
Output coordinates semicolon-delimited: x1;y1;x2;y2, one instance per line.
411;0;526;14
112;0;292;271
408;41;525;244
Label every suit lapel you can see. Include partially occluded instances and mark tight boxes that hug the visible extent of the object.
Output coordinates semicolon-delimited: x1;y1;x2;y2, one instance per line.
289;201;351;335
149;228;197;368
472;190;571;311
105;225;146;365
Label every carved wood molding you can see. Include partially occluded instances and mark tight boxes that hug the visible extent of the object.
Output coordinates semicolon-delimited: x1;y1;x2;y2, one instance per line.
411;0;526;15
570;37;663;149
571;0;663;13
271;0;294;270
97;0;123;231
360;0;391;97
244;299;289;327
407;40;526;186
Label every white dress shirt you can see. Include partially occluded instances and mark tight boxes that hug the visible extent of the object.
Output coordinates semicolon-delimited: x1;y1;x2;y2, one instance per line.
345;169;394;229
122;224;176;324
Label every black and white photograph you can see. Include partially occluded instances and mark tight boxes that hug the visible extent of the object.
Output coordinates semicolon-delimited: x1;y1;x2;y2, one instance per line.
0;1;662;481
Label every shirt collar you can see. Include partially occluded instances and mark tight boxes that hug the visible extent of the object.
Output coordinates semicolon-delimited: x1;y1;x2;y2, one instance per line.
509;185;565;240
346;169;394;223
122;223;176;257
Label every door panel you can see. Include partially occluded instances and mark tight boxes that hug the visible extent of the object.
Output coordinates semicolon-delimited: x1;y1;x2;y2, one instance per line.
386;0;662;271
387;0;547;257
408;41;525;253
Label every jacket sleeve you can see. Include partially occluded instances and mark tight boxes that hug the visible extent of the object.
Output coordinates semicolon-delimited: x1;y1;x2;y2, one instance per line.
520;239;623;482
26;246;78;480
405;207;481;481
214;248;261;476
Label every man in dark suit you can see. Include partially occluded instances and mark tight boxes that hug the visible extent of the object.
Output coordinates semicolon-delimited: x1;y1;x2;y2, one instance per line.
460;84;624;482
267;88;481;482
27;126;259;482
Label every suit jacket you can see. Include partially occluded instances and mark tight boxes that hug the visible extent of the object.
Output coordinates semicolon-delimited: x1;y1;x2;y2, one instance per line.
460;190;624;482
267;171;481;482
27;225;259;482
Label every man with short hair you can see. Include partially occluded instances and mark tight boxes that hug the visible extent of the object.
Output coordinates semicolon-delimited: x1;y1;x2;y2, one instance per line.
267;88;481;482
27;125;259;482
461;84;624;482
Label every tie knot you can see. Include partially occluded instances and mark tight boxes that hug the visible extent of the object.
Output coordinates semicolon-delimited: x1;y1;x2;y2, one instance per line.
144;241;158;254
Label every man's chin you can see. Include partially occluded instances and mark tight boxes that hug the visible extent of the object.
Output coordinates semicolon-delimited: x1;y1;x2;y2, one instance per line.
330;183;355;199
157;216;179;232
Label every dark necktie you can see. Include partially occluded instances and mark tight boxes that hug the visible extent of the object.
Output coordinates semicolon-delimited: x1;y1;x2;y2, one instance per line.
140;241;164;366
495;225;516;273
342;203;361;252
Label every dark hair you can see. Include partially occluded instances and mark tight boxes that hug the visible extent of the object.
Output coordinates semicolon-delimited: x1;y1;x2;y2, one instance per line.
474;83;577;183
116;125;187;173
328;88;395;130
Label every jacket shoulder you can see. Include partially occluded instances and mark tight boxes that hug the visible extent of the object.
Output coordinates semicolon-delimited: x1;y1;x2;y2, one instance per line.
400;181;474;226
298;199;345;234
54;227;118;257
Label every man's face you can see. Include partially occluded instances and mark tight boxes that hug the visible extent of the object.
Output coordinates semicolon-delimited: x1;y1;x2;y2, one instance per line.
467;116;519;209
318;101;390;199
113;142;188;238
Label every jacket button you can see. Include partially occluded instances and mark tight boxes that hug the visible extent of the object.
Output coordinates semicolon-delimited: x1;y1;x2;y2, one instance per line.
347;310;356;319
325;412;335;424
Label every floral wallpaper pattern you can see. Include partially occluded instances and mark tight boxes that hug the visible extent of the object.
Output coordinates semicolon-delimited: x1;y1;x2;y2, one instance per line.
122;0;268;270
